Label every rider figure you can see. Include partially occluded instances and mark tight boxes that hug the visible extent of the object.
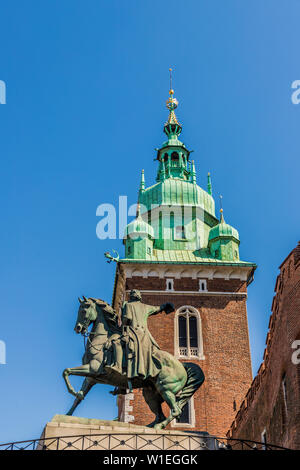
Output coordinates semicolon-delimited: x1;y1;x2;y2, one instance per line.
105;289;174;380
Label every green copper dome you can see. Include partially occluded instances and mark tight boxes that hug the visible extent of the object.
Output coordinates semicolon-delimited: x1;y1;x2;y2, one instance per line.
124;214;154;240
140;179;216;217
208;212;239;242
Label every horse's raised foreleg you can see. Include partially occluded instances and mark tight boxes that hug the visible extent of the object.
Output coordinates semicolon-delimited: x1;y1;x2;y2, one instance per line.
66;378;95;416
62;364;93;398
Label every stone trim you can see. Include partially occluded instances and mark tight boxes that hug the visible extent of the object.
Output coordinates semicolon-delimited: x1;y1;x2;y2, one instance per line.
118;392;135;423
126;289;247;297
123;263;252;282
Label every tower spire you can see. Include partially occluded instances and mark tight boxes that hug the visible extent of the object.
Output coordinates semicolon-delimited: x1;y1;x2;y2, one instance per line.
155;69;190;182
164;68;181;134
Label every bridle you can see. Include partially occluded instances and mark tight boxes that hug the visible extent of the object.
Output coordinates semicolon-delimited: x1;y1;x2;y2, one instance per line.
82;330;105;352
79;310;105;353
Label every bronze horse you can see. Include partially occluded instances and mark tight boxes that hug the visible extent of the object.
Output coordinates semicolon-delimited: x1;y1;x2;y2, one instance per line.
63;297;204;429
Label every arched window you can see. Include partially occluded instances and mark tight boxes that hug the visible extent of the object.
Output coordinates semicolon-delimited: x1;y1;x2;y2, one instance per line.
175;306;204;360
166;278;174;291
171;152;179;168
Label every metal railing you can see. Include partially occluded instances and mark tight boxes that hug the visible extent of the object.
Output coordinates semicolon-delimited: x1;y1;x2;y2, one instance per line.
0;433;291;451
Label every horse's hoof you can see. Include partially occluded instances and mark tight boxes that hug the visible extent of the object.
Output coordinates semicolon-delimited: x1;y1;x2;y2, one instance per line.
154;423;163;430
147;421;156;428
172;406;181;418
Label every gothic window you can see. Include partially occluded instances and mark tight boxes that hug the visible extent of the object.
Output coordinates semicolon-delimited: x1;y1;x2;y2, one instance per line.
199;279;207;292
175;306;204;359
166;278;174;291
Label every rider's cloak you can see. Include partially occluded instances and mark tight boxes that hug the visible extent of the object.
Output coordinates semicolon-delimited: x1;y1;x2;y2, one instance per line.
122;300;162;380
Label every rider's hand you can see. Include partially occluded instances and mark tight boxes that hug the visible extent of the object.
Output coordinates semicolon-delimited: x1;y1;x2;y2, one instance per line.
162;302;175;314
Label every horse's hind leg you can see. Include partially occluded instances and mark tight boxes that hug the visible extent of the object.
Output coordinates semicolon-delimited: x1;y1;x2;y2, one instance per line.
142;387;166;427
157;388;181;419
66;378;95;416
154;380;183;430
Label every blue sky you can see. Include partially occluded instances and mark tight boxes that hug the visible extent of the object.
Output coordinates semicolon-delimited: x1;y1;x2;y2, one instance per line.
0;0;299;444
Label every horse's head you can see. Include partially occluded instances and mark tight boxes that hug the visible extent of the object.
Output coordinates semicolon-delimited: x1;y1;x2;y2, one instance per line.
75;296;98;335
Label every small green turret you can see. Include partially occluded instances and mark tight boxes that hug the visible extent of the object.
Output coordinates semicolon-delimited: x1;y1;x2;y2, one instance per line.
208;209;240;261
124;200;154;260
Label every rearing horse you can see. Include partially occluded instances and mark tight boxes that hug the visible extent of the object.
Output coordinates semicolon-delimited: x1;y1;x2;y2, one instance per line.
63;297;204;429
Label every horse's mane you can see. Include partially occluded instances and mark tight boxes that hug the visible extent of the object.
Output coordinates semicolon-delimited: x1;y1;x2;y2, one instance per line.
88;297;118;317
89;297;107;306
86;297;121;332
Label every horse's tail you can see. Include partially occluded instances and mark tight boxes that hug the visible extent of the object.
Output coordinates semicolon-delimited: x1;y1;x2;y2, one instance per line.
176;362;205;410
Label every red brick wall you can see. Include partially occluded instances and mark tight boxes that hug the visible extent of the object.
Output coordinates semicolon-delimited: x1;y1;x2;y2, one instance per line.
117;271;252;437
228;242;300;450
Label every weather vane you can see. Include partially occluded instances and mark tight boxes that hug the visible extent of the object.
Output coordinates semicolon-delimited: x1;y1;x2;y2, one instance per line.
166;67;178;111
169;67;173;92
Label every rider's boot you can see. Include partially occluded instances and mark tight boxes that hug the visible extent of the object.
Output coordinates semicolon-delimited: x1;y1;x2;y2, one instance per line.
105;363;123;375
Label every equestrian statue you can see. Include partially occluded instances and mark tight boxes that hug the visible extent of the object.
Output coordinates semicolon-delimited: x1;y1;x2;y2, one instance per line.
63;289;205;430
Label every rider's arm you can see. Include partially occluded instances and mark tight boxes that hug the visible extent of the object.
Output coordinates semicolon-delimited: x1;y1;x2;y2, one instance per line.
148;303;175;316
147;306;162;317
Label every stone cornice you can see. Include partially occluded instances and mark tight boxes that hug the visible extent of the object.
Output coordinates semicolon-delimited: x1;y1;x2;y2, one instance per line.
120;262;254;282
125;289;247;297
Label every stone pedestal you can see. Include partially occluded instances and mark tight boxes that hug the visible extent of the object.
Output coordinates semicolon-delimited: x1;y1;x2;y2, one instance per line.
39;415;218;450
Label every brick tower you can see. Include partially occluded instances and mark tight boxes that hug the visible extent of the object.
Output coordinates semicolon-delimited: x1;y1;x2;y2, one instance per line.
112;82;256;437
